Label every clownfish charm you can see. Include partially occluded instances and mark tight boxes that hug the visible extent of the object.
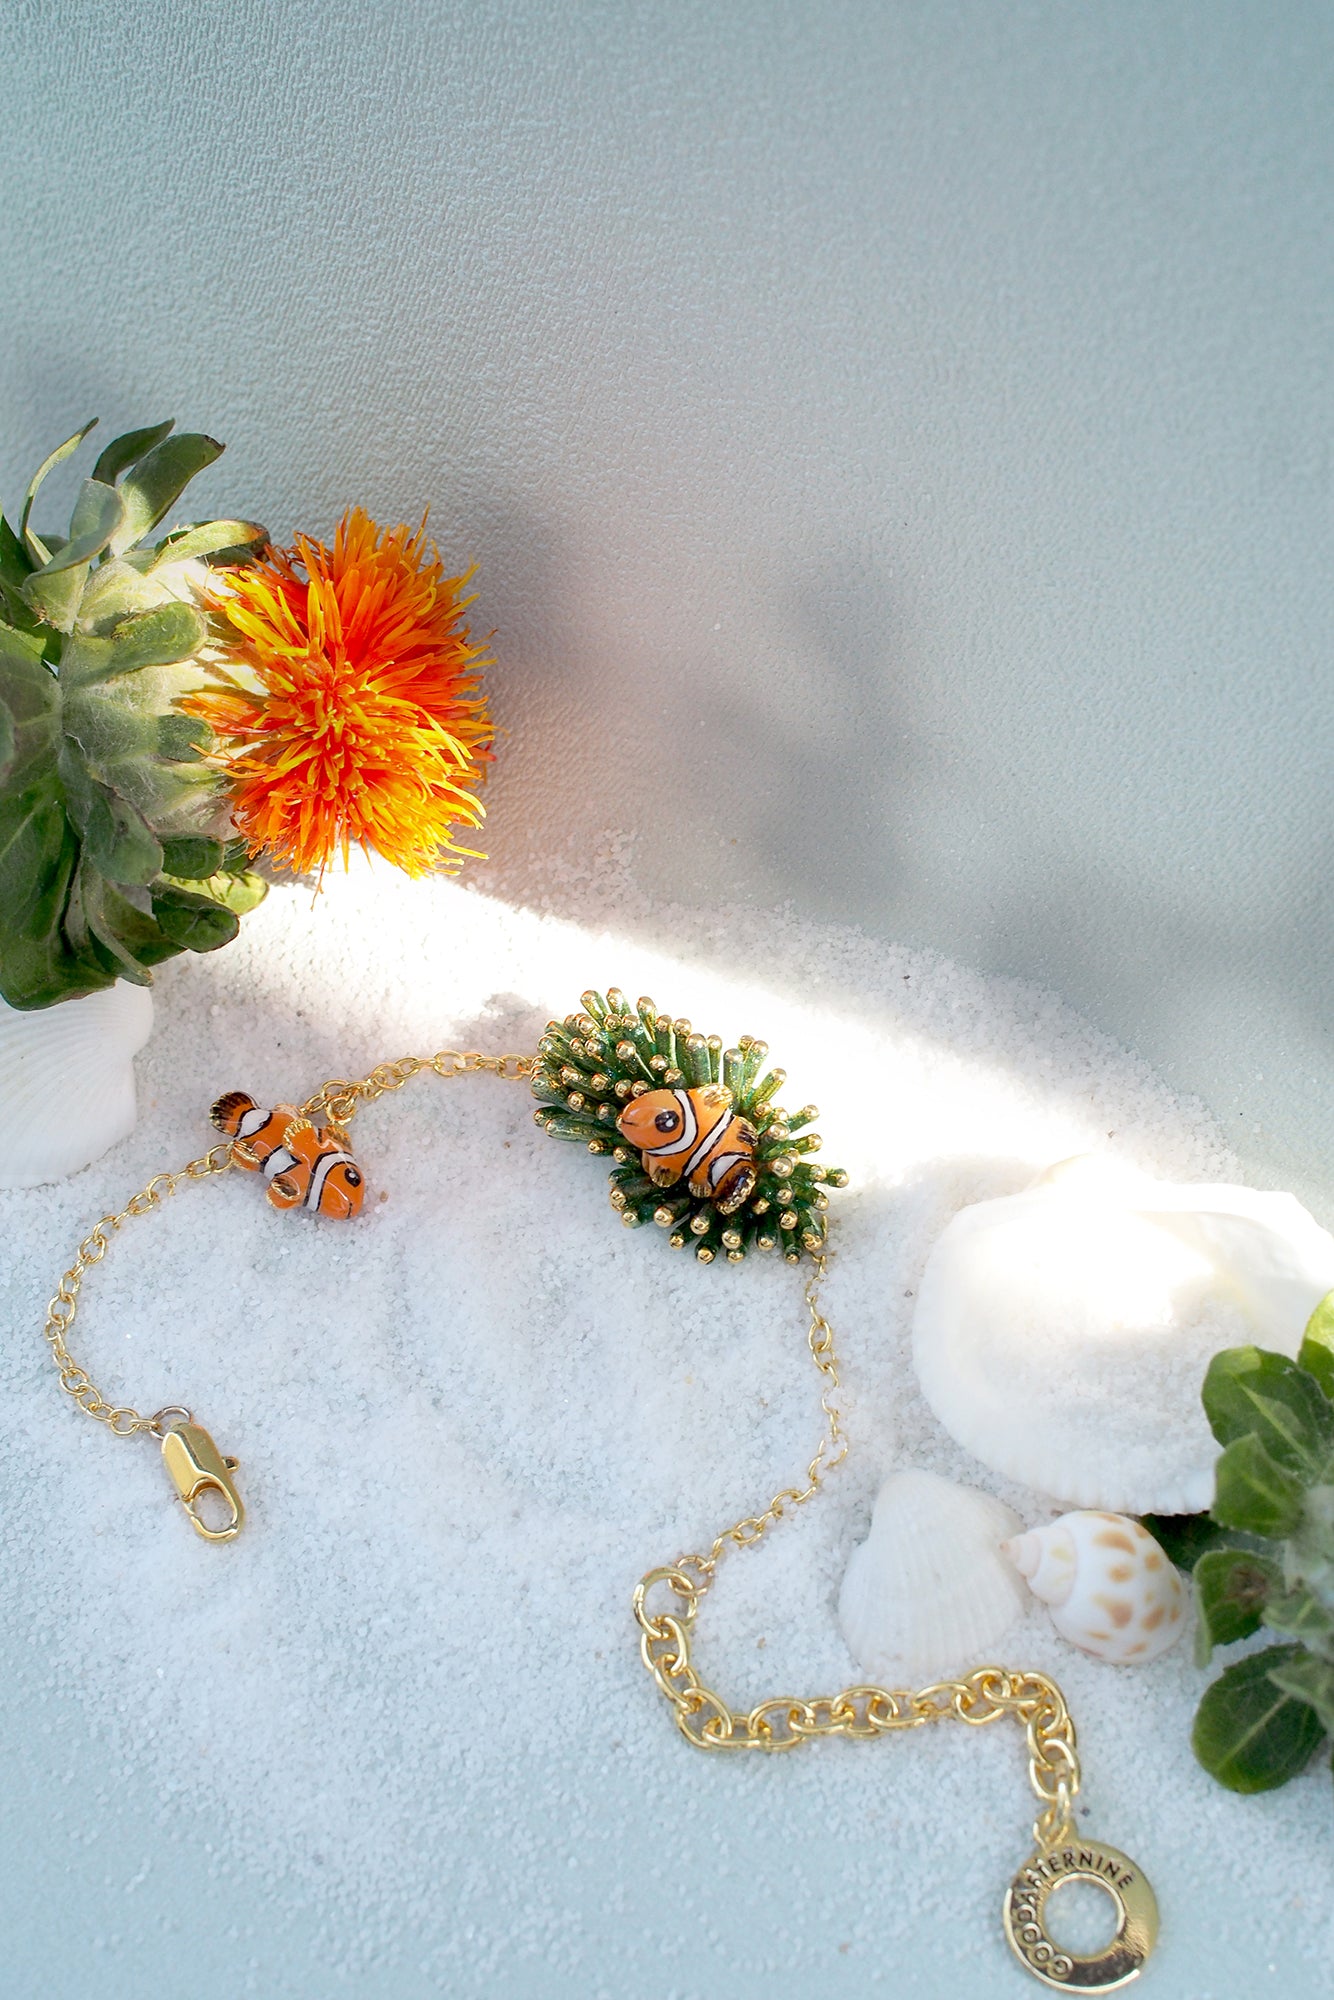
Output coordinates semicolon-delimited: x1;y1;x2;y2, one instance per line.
616;1085;758;1214
210;1091;366;1219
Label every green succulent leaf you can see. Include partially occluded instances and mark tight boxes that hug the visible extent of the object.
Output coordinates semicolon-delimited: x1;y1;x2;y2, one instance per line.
1264;1583;1334;1659
149;883;240;952
107;434;223;557
149;518;268;566
21;478;130;632
80;782;164;886
1193;1547;1281;1663
19;419;97;565
1299;1293;1334;1402
1201;1345;1334;1479
1266;1650;1334;1737
35;479;126;577
1192;1645;1329;1792
91;419;175;487
0;512;34;588
1212;1433;1308;1538
1140;1513;1267;1571
172;865;267;917
0;420;259;1008
159;834;226;880
0;514;45;640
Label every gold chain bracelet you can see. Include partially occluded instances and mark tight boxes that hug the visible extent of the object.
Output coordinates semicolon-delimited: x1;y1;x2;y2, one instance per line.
40;1006;1159;1992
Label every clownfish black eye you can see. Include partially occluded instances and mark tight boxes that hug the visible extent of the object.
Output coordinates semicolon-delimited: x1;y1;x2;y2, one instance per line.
654;1110;679;1132
345;1167;362;1185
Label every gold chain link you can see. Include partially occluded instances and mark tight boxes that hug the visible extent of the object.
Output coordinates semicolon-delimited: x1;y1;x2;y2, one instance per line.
42;1144;236;1436
42;1044;1079;1851
41;1050;534;1440
633;1258;1080;1849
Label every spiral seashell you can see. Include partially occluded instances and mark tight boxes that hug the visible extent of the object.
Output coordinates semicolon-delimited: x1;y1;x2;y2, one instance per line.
838;1469;1029;1681
0;981;154;1188
1001;1511;1186;1665
911;1155;1334;1513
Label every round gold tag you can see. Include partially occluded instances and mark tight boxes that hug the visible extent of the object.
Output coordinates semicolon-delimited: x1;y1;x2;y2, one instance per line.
1003;1840;1158;1991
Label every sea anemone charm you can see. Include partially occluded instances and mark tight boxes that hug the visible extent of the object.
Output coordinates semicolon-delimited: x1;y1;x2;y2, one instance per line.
1002;1511;1187;1665
189;506;492;882
531;987;847;1264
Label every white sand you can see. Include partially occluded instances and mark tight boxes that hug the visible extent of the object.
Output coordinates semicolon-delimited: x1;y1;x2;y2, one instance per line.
2;860;1330;1996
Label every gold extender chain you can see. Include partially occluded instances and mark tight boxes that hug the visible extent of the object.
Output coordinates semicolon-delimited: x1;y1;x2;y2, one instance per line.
39;1046;1158;1993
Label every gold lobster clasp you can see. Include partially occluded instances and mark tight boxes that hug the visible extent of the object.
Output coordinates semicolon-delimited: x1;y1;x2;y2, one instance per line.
158;1417;245;1542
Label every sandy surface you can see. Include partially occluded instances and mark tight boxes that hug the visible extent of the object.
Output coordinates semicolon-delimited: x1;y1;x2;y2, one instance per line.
1;861;1329;1998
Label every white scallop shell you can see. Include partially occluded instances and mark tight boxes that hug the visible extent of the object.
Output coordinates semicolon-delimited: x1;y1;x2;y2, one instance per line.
911;1155;1334;1514
1002;1511;1187;1665
838;1469;1028;1681
0;982;154;1188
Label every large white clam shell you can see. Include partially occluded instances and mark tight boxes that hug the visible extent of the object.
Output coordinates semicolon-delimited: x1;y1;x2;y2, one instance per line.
912;1155;1334;1514
0;982;154;1188
838;1469;1028;1681
1002;1511;1187;1665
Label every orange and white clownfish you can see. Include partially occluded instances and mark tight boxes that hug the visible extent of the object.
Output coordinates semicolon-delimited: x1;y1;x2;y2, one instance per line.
209;1091;366;1219
615;1085;758;1214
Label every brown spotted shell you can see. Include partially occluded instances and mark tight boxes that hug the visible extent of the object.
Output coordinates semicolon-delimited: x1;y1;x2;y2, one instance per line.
1001;1511;1186;1665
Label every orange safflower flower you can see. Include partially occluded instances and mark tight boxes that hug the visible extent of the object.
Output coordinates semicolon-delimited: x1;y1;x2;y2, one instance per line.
190;506;492;881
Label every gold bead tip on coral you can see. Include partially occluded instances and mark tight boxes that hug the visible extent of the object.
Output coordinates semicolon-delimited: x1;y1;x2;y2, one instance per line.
621;1210;641;1228
689;1212;711;1236
780;1210;799;1230
696;1245;715;1263
668;1232;687;1249
653;1207;677;1227
721;1229;742;1250
609;1188;627;1208
727;1249;745;1263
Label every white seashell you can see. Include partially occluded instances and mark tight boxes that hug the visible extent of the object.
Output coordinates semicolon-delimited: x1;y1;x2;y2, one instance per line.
1002;1511;1186;1664
838;1469;1028;1682
0;982;154;1188
911;1157;1334;1514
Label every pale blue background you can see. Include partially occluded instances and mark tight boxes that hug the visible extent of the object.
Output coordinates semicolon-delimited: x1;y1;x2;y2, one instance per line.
2;2;1332;1995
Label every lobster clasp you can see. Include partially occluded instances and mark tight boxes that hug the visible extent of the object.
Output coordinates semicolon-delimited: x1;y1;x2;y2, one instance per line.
159;1417;245;1542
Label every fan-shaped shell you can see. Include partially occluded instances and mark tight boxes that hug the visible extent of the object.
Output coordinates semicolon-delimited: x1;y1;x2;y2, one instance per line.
911;1156;1334;1513
838;1469;1028;1681
1002;1511;1186;1664
0;982;154;1188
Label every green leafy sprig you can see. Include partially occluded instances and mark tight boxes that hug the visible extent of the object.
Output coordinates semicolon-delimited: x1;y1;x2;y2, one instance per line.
0;419;267;1009
1146;1296;1334;1794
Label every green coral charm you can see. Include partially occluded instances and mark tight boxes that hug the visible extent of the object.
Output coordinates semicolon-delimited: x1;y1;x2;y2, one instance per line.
0;418;268;1008
531;987;848;1264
